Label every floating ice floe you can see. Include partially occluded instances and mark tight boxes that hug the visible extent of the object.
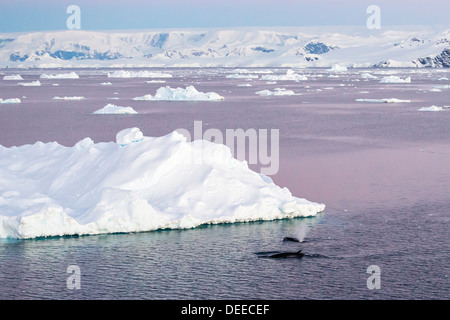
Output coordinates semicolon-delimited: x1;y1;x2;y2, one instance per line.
433;85;450;89
355;98;411;103
18;80;41;86
255;88;298;96
430;88;442;92
3;75;23;80
100;82;112;86
53;96;86;100
145;80;167;83
360;73;378;79
93;103;138;114
231;69;273;74
417;105;444;112
40;72;79;79
0;98;21;104
0;128;325;239
226;74;259;79
107;70;172;78
329;64;348;72
379;76;411;83
133;85;224;101
261;70;307;81
237;83;253;87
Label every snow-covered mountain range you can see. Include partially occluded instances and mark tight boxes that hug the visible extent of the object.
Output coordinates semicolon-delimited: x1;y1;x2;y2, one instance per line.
0;25;449;68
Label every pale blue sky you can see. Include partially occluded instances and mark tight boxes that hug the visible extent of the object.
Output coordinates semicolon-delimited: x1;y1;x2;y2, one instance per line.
0;0;449;33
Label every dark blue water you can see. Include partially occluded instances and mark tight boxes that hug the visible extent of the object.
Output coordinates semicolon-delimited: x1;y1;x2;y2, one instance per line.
0;68;449;299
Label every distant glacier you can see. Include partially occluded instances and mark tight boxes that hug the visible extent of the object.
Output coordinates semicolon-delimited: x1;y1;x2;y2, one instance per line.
0;25;449;68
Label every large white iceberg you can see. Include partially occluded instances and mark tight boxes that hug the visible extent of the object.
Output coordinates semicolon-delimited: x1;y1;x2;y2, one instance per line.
107;70;172;78
0;128;325;239
133;85;224;101
40;72;79;79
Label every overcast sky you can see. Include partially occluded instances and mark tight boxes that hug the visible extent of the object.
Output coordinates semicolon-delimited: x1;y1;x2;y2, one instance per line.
0;0;449;33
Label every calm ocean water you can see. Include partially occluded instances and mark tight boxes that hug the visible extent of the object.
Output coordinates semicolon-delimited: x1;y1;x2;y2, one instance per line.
0;68;449;299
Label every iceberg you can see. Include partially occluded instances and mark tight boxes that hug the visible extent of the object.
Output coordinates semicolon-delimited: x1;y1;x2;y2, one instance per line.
329;64;348;72
418;105;444;112
230;69;273;74
93;103;138;114
53;96;86;100
133;85;224;101
40;72;80;79
18;80;41;86
261;70;307;81
360;73;378;79
355;98;411;103
379;76;411;83
145;80;166;83
107;70;172;78
255;88;297;96
0;98;21;104
3;75;23;80
0;128;325;239
226;74;259;79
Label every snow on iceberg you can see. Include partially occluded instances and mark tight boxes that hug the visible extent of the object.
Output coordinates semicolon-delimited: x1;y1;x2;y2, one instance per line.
18;80;41;86
355;98;411;103
379;76;411;83
417;105;444;112
0;98;21;104
107;70;172;78
0;128;325;239
261;70;307;81
93;103;138;114
3;75;23;80
133;85;224;101
40;72;79;79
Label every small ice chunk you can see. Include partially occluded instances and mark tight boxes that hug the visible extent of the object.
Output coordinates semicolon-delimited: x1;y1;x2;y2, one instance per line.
418;105;444;112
